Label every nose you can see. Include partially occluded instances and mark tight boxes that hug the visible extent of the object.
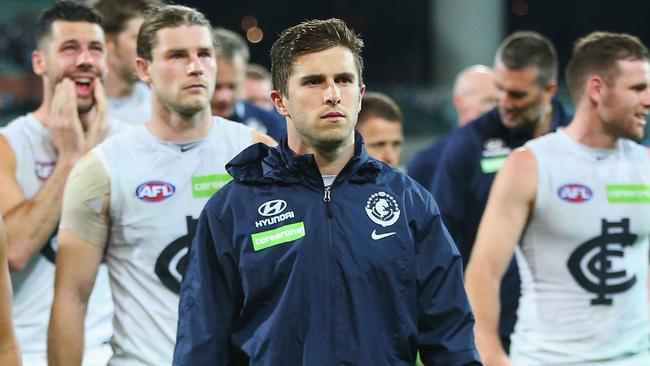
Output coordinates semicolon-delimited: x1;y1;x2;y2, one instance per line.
76;49;92;67
497;89;513;110
323;80;341;106
186;55;204;75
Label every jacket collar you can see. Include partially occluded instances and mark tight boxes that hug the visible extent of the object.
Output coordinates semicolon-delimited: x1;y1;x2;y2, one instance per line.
227;130;382;187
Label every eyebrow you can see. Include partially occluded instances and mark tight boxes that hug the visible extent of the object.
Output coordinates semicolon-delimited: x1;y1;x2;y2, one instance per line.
299;72;356;82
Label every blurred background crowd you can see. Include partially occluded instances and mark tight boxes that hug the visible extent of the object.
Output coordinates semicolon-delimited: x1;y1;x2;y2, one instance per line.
4;0;650;164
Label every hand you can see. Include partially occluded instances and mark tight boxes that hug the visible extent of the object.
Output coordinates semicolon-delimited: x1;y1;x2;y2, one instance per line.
50;78;85;163
84;79;109;151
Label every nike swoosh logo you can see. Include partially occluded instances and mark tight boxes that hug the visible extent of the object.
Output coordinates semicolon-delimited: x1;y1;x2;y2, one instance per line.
371;230;396;240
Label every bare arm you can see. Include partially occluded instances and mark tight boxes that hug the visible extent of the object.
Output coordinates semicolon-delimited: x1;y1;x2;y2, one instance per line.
47;153;110;366
0;216;20;365
48;229;104;366
0;134;78;271
464;148;537;366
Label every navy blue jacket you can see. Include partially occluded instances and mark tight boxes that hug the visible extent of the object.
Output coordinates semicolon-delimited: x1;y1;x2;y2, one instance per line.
174;133;481;365
431;100;572;349
229;100;287;142
407;134;452;189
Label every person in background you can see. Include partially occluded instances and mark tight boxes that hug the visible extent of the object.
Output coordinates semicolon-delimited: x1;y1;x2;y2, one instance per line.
467;31;650;366
243;63;274;111
0;2;124;364
356;91;404;167
47;5;273;365
431;31;573;352
91;0;161;125
211;27;287;141
408;64;497;188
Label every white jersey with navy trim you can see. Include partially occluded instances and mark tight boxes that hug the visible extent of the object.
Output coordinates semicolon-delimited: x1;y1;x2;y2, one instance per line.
0;113;126;362
511;129;650;365
92;117;253;365
107;82;152;126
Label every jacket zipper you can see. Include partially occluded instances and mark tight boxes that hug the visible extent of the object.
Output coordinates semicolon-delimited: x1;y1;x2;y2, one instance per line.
323;186;333;218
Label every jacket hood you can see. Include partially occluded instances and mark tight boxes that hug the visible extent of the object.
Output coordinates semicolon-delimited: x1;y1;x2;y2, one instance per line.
226;131;382;187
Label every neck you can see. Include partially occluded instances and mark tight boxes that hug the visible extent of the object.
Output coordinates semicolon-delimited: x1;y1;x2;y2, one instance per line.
147;99;213;142
288;132;355;176
104;70;136;99
563;101;618;149
532;102;554;138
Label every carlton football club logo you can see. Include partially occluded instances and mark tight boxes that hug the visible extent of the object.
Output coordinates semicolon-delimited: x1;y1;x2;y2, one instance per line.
567;218;637;305
365;192;400;227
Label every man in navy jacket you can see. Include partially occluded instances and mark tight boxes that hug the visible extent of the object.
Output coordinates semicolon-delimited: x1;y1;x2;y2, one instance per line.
174;18;481;365
431;31;573;352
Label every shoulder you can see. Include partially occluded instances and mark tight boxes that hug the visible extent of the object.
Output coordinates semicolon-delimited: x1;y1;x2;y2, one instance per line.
213;116;255;135
107;117;137;136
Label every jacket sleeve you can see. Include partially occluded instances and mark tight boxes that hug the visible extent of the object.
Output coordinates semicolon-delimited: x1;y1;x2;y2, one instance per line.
416;192;482;366
173;205;241;365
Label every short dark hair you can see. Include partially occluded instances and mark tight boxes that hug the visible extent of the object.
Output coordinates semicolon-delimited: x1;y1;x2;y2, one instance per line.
36;0;103;49
357;92;403;127
91;0;162;36
270;18;364;95
495;31;558;87
566;31;650;102
137;4;214;61
213;28;249;62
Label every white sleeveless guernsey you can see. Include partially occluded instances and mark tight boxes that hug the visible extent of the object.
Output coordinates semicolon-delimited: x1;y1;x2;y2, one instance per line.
107;82;152;126
92;117;253;365
0;114;127;363
512;129;650;365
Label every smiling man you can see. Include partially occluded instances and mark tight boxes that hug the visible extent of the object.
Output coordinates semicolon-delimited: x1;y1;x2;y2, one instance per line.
0;2;125;365
48;5;273;365
467;31;650;366
174;18;480;366
431;31;573;353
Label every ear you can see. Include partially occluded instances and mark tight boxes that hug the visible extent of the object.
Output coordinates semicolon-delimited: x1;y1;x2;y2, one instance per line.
135;57;151;84
586;75;605;104
358;83;366;110
271;90;289;117
105;35;117;58
541;81;558;103
32;50;46;76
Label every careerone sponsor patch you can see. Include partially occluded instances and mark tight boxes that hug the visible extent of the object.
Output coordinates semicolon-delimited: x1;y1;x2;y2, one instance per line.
606;184;650;203
251;222;305;251
191;174;232;198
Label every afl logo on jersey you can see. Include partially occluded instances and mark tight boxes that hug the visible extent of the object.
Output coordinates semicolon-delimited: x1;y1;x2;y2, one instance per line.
558;184;593;203
136;181;176;202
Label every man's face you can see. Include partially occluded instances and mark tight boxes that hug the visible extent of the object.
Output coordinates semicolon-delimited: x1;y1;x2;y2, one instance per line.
244;77;274;110
211;55;246;117
35;20;107;113
274;46;365;149
140;25;216;116
357;117;403;166
494;62;553;130
107;17;144;84
599;59;650;140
